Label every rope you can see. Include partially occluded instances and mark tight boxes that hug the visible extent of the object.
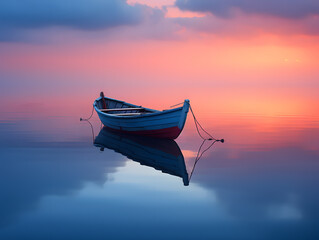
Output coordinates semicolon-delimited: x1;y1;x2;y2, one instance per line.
80;105;95;121
189;104;224;142
81;119;95;143
170;102;184;108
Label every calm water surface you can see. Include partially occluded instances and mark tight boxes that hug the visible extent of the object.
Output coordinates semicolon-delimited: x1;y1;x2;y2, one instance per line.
0;93;318;240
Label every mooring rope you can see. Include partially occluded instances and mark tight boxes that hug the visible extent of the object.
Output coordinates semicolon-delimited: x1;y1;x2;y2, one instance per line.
80;105;95;121
81;119;95;143
170;102;184;108
189;104;224;142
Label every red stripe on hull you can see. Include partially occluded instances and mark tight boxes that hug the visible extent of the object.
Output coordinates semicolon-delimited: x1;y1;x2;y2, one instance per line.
104;126;182;140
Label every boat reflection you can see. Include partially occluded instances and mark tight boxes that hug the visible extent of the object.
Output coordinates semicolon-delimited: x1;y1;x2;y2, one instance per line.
94;128;190;186
93;127;220;186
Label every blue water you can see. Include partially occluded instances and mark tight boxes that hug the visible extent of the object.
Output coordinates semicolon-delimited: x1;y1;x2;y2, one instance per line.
0;107;318;240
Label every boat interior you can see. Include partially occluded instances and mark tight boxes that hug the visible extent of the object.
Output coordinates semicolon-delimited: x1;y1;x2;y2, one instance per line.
95;97;156;116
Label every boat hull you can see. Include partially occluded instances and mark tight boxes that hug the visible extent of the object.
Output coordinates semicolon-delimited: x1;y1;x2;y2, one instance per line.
103;125;182;139
94;97;189;140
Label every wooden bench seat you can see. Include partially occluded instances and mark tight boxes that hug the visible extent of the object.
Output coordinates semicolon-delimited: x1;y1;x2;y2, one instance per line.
112;113;142;116
100;107;144;112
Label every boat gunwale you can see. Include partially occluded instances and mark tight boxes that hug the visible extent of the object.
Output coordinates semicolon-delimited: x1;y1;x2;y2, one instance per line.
94;96;184;119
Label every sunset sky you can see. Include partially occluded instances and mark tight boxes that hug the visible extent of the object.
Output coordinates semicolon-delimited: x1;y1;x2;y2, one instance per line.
0;0;318;118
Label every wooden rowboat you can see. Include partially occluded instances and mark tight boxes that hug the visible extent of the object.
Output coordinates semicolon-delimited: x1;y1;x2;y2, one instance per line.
94;92;190;140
